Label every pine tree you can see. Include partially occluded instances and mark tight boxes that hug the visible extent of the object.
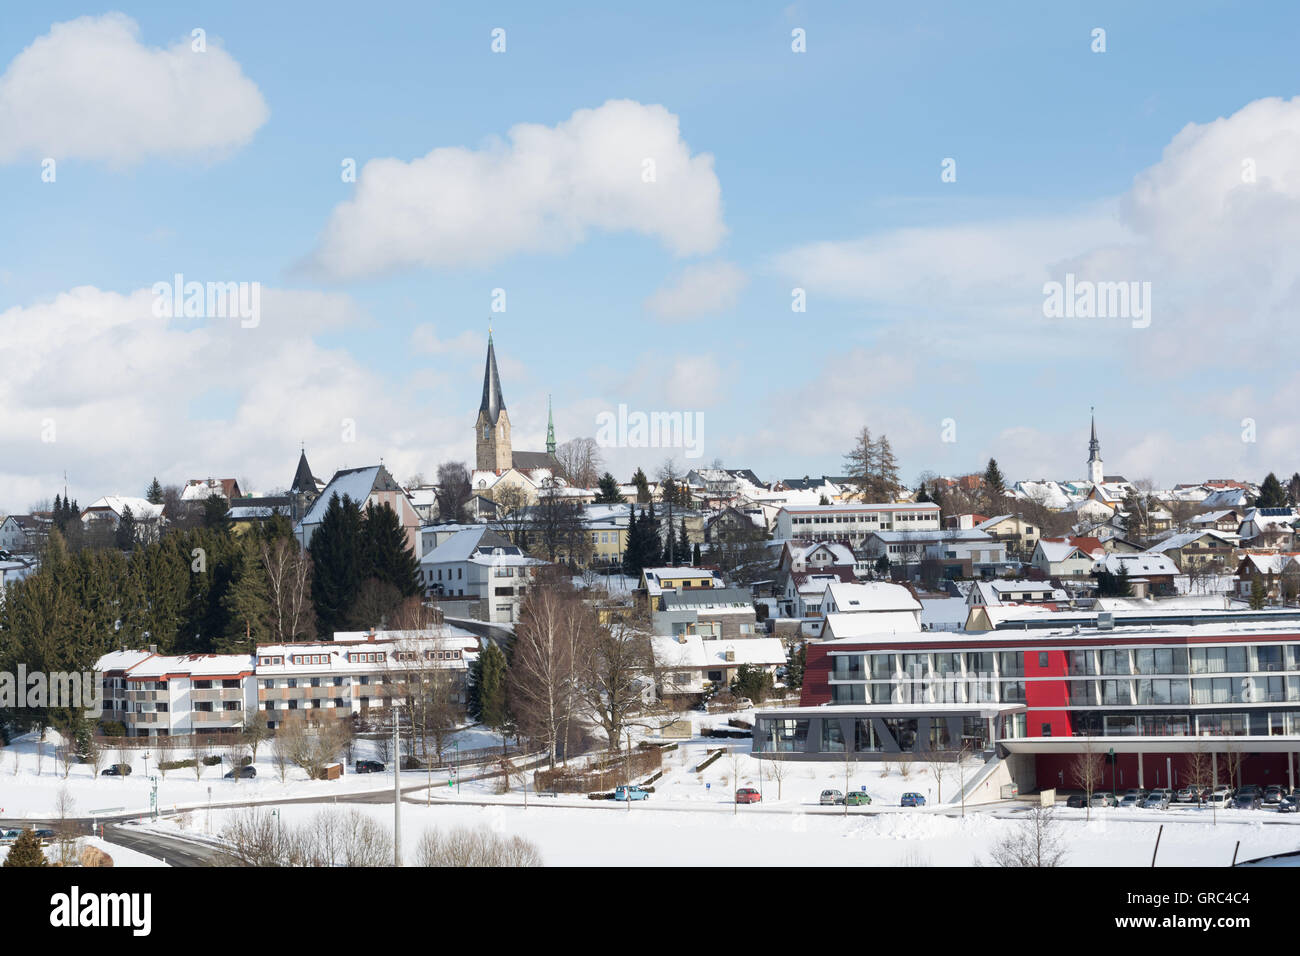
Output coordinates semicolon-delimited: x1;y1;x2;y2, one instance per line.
594;472;625;504
915;484;930;503
643;500;663;567
692;541;702;565
786;643;807;691
146;477;164;505
679;518;689;566
478;642;508;733
875;436;901;501
2;828;47;867
114;506;137;550
361;501;420;598
309;493;364;638
983;458;1006;504
622;504;643;576
632;468;651;504
1258;472;1286;508
1115;564;1133;598
843;427;877;499
217;537;271;652
1250;573;1267;610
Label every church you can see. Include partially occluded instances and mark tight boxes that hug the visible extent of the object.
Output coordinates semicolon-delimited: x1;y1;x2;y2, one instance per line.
473;332;561;490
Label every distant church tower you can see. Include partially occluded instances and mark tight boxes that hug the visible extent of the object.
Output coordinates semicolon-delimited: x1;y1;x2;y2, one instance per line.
475;331;512;472
546;395;556;456
1087;408;1104;485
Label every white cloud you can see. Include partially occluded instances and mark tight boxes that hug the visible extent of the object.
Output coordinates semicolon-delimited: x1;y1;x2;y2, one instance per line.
0;13;268;165
644;261;747;320
0;286;467;510
409;324;481;356
305;99;725;279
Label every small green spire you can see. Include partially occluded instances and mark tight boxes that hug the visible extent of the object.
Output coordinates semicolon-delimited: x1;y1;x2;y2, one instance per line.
546;394;556;455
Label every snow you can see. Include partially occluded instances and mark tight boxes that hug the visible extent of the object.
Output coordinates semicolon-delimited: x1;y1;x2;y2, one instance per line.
0;834;168;868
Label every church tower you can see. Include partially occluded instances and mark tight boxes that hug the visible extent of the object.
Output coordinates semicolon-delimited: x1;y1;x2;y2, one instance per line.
475;331;512;472
1087;408;1104;485
546;395;556;456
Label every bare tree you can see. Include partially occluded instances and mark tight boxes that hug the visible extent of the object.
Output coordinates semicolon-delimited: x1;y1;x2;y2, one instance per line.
225;740;251;783
922;748;951;803
241;712;271;764
490;483;533;548
1223;741;1243;792
191;736;210;781
271;724;294;783
554;437;602;489
415;825;543;867
986;806;1068;867
765;750;789;801
54;786;80;866
509;571;583;768
55;743;73;779
435;462;473;525
1071;743;1105;820
260;536;316;642
1184;745;1214;822
155;736;173;779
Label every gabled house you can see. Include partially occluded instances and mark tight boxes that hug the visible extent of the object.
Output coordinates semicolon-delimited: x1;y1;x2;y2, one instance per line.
295;464;421;557
1145;530;1236;571
1031;536;1105;578
418;526;545;624
1239;507;1298;547
1092;552;1180;598
0;514;46;553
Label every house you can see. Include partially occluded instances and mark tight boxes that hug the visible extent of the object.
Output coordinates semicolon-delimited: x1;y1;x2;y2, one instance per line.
1145;530;1236;571
921;533;1009;579
977;515;1045;554
943;513;990;531
775;502;941;546
295;464;421;557
1238;507;1298;547
1233;552;1300;602
704;505;767;543
1031;537;1106;578
860;529;1001;573
639;567;724;599
653;587;759;640
819;581;923;640
1189;509;1243;536
255;628;479;728
92;651;257;738
966;579;1065;607
418;527;545;624
1092;552;1180;598
0;555;35;599
651;634;786;700
0;514;46;553
180;477;243;502
80;496;164;534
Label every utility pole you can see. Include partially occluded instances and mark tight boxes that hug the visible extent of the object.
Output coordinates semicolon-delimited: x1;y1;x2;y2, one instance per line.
392;707;401;867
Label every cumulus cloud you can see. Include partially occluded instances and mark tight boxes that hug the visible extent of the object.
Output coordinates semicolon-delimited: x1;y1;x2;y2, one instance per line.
644;261;747;321
304;99;725;279
0;286;465;510
410;323;481;356
0;13;268;165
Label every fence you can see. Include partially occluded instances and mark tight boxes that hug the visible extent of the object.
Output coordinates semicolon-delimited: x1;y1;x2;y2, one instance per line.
533;748;663;793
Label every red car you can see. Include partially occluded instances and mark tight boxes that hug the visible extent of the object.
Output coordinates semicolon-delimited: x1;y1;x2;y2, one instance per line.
735;787;761;804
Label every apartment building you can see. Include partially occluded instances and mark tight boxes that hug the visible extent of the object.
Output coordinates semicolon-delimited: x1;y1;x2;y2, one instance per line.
775;503;941;546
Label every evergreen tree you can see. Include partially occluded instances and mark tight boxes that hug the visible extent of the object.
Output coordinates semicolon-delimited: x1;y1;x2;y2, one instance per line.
217;537;271;652
1115;564;1133;598
915;484;931;503
2;828;47;867
643;500;663;566
594;472;625;504
621;504;644;576
1250;573;1267;610
692;541;701;565
786;643;807;691
632;467;651;504
983;458;1006;507
114;506;137;550
309;493;364;638
361;501;420;598
478;642;508;733
202;495;231;532
146;477;164;505
678;518;689;566
1258;472;1287;508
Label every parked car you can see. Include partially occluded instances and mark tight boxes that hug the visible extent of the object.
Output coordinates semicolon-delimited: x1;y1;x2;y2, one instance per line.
614;785;651;801
1235;784;1262;799
819;789;844;806
845;791;872;806
1089;792;1117;807
1121;788;1147;801
733;697;755;710
1233;793;1262;810
1174;786;1199;804
1066;793;1086;809
1118;794;1141;808
0;829;19;844
1207;790;1231;808
354;759;385;773
33;828;54;843
1278;795;1299;813
734;787;761;804
901;792;926;808
1263;786;1284;806
101;763;131;776
1142;791;1170;810
224;766;257;779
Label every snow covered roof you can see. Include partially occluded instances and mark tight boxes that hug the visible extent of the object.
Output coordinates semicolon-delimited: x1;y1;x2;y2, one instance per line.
127;653;255;679
651;635;786;669
661;587;754;610
298;465;403;528
81;496;163;521
823;610;923;639
1146;530;1234;553
825;581;921;613
1093;552;1180;577
781;502;940;514
420;527;515;564
94;649;155;673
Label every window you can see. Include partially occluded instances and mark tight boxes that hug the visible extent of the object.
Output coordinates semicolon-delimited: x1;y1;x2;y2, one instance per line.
1038;652;1049;669
820;718;846;752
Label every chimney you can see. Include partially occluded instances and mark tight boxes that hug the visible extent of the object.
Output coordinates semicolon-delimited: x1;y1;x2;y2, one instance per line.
148;644;157;654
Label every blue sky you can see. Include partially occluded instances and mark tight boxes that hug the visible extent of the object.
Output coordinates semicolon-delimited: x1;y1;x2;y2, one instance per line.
2;2;1299;510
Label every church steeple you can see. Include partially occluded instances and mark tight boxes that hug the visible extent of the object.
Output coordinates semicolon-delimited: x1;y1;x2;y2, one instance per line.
546;394;556;455
1087;407;1104;485
479;329;506;426
475;328;512;473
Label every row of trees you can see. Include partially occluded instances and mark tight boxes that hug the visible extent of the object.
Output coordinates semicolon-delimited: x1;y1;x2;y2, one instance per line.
469;569;659;769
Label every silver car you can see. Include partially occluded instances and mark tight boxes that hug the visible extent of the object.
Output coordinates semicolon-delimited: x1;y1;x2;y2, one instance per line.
820;789;844;805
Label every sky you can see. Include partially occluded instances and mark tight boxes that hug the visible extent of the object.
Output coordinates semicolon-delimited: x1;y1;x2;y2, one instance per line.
3;1;1300;511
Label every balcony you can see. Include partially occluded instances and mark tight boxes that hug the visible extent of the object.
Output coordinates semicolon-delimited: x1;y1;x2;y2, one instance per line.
190;687;244;702
191;710;242;723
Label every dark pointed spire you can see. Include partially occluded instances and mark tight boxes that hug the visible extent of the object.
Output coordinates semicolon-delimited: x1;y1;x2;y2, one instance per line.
291;448;317;494
480;329;506;425
1088;407;1100;461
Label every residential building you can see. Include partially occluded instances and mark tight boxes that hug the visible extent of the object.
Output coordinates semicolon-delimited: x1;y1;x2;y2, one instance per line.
1031;536;1106;578
1145;530;1236;571
418;527;545;624
775;502;941;546
1092;552;1180;598
652;634;786;700
653;587;759;640
295;464;421;557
